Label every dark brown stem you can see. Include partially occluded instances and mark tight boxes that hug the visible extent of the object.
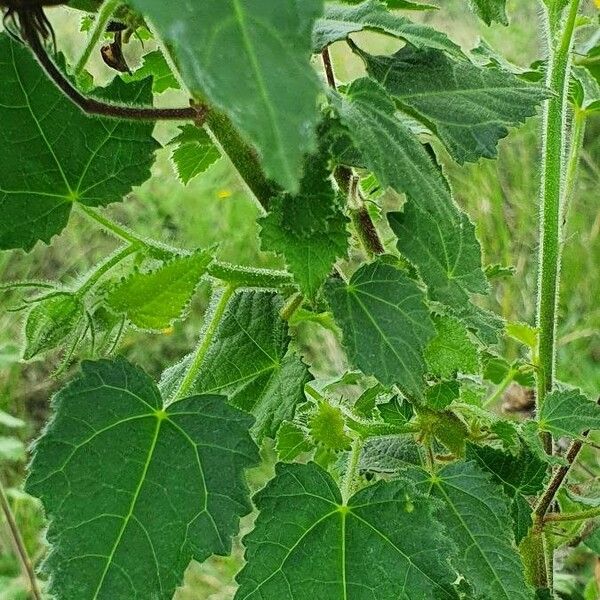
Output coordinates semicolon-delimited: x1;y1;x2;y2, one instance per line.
534;397;599;521
23;24;206;122
321;47;336;88
321;48;385;256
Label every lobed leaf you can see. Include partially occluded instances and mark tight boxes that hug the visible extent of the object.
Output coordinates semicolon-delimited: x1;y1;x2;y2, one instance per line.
161;290;311;442
425;315;480;379
260;153;350;297
129;0;324;191
538;386;600;440
313;0;460;53
408;461;534;600
26;358;259;600
325;260;434;399
236;461;459;599
330;77;501;342
0;34;159;251
357;45;549;163
466;443;547;543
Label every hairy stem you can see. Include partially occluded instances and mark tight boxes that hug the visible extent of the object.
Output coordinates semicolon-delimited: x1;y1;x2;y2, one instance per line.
536;0;581;414
0;477;42;600
321;48;385;256
76;244;137;295
341;437;363;503
79;206;296;288
171;284;236;401
24;26;205;121
73;0;120;75
545;506;600;523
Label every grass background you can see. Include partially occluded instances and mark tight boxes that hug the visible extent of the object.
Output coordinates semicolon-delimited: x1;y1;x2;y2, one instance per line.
0;0;598;597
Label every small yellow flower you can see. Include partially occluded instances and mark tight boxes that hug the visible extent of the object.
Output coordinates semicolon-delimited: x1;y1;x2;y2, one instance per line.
161;326;174;335
596;0;600;9
217;189;232;199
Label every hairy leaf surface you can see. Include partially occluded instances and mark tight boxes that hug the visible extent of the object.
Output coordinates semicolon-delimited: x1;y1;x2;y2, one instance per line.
313;0;460;53
0;34;158;251
467;443;547;542
236;461;459;599
163;290;310;441
538;387;600;440
168;125;221;185
425;315;479;378
358;45;549;163
129;0;323;191
331;78;500;342
106;249;212;330
470;0;508;25
26;358;259;600
260;154;349;297
409;461;534;600
325;260;434;398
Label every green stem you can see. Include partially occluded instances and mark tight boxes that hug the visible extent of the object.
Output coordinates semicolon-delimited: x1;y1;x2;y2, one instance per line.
74;0;121;75
536;0;581;416
545;506;600;523
562;108;587;224
0;477;42;600
171;284;236;401
482;368;516;408
341;437;363;503
76;245;137;296
78;205;158;252
80;206;294;288
280;292;304;321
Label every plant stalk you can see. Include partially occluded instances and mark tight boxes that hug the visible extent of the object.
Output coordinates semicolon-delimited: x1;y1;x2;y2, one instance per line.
341;437;363;503
76;244;137;295
0;478;42;600
536;0;581;415
73;0;121;75
544;506;600;523
171;284;236;401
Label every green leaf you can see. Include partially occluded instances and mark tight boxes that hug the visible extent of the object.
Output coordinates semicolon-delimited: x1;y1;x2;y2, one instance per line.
0;34;159;251
506;321;538;350
123;50;180;93
236;461;459;599
538;386;600;440
337;0;437;9
106;249;212;330
359;435;421;474
330;77;500;343
313;0;460;54
570;66;600;112
356;45;549;163
325;260;434;398
469;0;508;25
260;154;349;297
163;290;311;442
168;125;221;185
409;461;534;600
26;358;259;599
23;292;85;360
425;315;479;379
129;0;323;191
425;380;460;410
276;421;314;461
309;402;352;451
466;443;547;543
